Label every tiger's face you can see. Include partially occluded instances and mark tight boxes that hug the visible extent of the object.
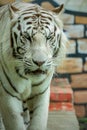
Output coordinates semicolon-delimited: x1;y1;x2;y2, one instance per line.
11;4;67;76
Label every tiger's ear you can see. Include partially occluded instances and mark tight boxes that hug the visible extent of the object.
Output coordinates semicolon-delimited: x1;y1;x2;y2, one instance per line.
52;4;64;15
9;5;19;19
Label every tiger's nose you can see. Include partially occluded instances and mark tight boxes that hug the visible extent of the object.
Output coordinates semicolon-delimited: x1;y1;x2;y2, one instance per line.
33;60;45;66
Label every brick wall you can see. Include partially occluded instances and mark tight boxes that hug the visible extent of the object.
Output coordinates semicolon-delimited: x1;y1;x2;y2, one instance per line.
60;10;87;119
0;0;15;5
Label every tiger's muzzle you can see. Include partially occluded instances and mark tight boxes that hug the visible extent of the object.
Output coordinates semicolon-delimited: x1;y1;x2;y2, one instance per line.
24;32;53;75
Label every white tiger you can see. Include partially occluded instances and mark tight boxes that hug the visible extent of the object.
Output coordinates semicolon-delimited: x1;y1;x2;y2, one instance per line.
0;2;68;130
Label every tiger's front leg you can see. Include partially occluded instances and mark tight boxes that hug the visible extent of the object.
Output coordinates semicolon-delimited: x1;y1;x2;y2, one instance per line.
27;87;50;130
0;86;26;130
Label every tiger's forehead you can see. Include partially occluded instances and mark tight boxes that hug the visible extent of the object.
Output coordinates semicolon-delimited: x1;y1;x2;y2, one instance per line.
18;5;55;28
19;5;54;20
12;5;60;37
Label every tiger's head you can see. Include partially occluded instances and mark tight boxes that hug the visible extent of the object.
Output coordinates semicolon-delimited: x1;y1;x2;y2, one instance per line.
9;3;68;76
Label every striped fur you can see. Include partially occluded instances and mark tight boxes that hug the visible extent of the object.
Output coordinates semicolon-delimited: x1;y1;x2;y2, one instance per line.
0;2;68;130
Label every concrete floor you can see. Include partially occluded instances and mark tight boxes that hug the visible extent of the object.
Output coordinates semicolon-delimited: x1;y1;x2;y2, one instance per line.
0;110;80;130
47;111;80;130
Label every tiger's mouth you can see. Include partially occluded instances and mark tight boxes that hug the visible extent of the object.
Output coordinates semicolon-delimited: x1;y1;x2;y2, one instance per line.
25;69;47;75
32;69;47;75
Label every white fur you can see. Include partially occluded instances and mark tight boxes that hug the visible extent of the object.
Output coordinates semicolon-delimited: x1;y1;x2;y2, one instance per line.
0;2;68;130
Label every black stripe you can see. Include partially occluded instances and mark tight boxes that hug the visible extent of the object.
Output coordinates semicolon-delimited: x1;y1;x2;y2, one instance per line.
0;80;21;100
26;86;49;101
24;121;30;125
11;34;14;47
15;67;28;80
23;107;28;112
53;34;60;57
20;38;25;45
40;18;48;22
41;11;53;17
1;42;9;70
53;48;59;57
59;34;61;48
21;12;35;15
1;63;19;93
29;105;40;120
32;78;46;87
30;110;33;114
54;26;57;32
14;32;17;44
27;26;32;30
17;23;21;31
23;16;31;20
27;22;33;25
12;48;23;59
41;15;52;21
41;21;50;25
0;42;19;93
45;25;51;35
29;105;40;114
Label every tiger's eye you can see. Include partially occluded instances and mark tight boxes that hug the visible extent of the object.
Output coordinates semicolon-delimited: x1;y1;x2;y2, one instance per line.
23;32;32;42
17;47;25;54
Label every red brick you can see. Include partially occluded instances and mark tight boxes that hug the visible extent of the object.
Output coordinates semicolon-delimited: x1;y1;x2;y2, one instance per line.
50;86;73;102
50;78;73;102
75;16;87;24
74;91;87;104
71;74;87;88
74;105;86;118
49;102;74;111
56;58;83;73
51;78;70;87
